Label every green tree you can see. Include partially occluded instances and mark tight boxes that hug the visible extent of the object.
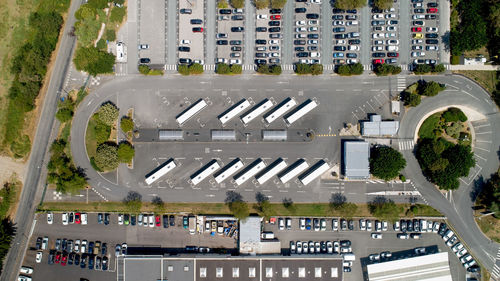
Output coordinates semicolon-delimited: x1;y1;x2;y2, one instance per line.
295;63;311;74
255;0;270;9
414;64;432;74
230;0;245;8
151;196;165;214
256;193;274;219
433;64;445;73
189;63;204;74
429;158;449;172
110;6;126;23
106;28;116;41
270;65;282;75
402;91;421;107
73;46;115;75
334;0;367;10
230;64;242;74
0;218;16;274
350;63;364;75
117;142;135;163
120;116;134;133
97;102;119;126
225;191;249;220
56;108;73;123
216;63;231;74
373;0;392;9
282;198;296;214
310;64;323;75
420;81;445;96
336;64;351;76
96;39;107;50
94;121;111;144
370;146;407;181
257;64;270;74
138;64;150;75
94;143;119;171
368;196;401;222
123;191;142;214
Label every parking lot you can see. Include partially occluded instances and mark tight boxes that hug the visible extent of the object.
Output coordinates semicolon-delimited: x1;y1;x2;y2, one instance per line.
370;3;401;65
332;8;361;66
294;0;321;64
263;217;469;281
255;9;282;65
137;0;165;65
21;212;237;281
410;0;440;65
178;0;205;64
216;6;245;65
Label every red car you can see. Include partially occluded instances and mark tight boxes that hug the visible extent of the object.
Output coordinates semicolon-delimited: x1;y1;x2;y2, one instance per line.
387;52;399;57
373;59;385;64
155;216;161;227
427;8;438;13
270;15;281;20
75;212;81;224
61;254;68;266
411;27;422;32
192;27;203;33
55;252;61;264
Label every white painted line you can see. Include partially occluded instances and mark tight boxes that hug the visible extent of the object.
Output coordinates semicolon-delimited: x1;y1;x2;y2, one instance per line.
474;146;490;152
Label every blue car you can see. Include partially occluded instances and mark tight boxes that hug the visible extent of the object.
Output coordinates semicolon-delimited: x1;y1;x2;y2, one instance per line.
333;52;344;58
306;218;312;230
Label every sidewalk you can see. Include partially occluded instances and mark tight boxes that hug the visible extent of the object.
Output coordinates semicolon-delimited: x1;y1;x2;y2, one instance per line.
449;65;500;71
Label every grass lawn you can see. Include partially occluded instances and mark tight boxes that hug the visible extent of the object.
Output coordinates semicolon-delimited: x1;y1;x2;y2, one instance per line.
85;116;98;159
418;113;441;139
462;47;490;59
39;202;442;218
476;215;500;243
454;70;498;94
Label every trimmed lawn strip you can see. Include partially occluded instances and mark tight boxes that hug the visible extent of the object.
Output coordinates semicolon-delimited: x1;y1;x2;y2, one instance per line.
475;216;500;243
85;116;98;159
454;70;498;94
39;202;442;217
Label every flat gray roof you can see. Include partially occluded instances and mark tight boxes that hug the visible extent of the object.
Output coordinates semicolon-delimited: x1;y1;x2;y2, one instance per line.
344;141;370;179
361;115;399;136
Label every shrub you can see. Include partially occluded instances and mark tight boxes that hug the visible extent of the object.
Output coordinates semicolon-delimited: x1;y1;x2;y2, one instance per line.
96;39;107;50
106;28;116;41
445;122;462;138
110;6;126;23
120;116;134;133
97;102;119;126
117;142;135;163
295;63;311;74
94;122;111;144
451;55;460;65
368;196;401;222
402;91;421;107
419;81;445;96
230;0;245;8
373;0;392;9
414;64;432;74
334;0;367;10
73;46;115;76
94;143;119;171
139;64;150;75
56;108;74;123
257;64;282;75
271;0;287;8
336;63;364;76
374;63;401;76
433;64;445;73
230;64;242;74
310;64;323;75
218;0;229;8
257;64;270;74
442;107;468;122
255;0;270;9
10;135;31;159
178;64;190;75
188;63;204;74
216;63;231;74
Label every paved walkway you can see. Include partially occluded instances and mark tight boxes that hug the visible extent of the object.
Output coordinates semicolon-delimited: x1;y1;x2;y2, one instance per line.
450;65;500;71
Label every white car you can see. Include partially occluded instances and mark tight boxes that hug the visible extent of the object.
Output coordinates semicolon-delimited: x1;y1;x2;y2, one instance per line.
297;241;302;254
367;220;373;231
81;240;87;253
308;20;318;25
359;219;366;231
62;213;68;225
138;44;149;49
387;26;396;31
452;243;463;253
295;33;306;38
432;222;440;233
295;20;306;26
310;52;320;58
47;212;53;224
333;20;344;26
456;248;467;257
81;213;87;225
412;45;423;50
41;237;48;250
372;33;384;39
74;239;80;253
333;241;340;253
382;221;388;231
460;254;472;264
308;26;318;32
426;27;438;32
257;14;268;19
413;14;425;19
271;52;280;57
348;45;359;51
385;14;397;19
346;59;358;64
394;221;400;231
279;218;285;230
295;27;306;32
387;39;399;45
17;277;32;281
299;218;305;230
385;33;396;38
327;241;333;254
412;39;423;44
374;40;384;45
138;214;143;226
332;219;339;231
397;233;409;239
372;46;384;51
181;40;191;45
149;214;154;227
118;214;124;225
290;241;296;253
35;252;42;263
20;267;33;274
311;0;321;3
372;14;384;19
426;45;439;51
269;39;279;45
371;233;383;239
411;51;425;57
346;21;358;26
336;40;346;45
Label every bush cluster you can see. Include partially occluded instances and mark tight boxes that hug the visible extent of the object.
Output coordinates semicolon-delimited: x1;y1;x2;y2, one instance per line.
138;65;163;75
215;63;242;75
374;63;402;76
336;63;363;76
178;63;204;75
370;146;407;181
402;80;446;107
413;63;445;74
334;0;367;10
295;64;323;75
47;139;88;194
256;64;282;75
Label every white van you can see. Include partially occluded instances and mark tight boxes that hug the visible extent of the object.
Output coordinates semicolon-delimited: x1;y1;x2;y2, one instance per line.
261;232;275;239
386;45;399;51
443;229;454;241
420;220;428;232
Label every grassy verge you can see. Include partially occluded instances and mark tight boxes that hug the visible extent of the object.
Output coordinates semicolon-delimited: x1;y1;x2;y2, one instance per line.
454;71;498;94
39;202;442;217
85;116;98;159
475;216;500;243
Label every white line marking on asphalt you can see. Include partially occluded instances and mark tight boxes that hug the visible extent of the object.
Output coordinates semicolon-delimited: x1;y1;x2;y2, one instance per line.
474;146;490;152
475;154;487;161
461;90;480;101
476;140;492;143
475;131;492;135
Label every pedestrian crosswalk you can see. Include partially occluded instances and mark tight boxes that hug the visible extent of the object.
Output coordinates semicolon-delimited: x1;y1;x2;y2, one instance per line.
164;64;177;71
203;64;216;70
396;76;406;91
398;139;415;151
282;64;294;71
493;263;500;279
366;180;385;184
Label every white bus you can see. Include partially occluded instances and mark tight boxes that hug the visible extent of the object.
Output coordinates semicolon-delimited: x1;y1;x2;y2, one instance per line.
214;158;244;184
256;158;287;185
190;159;221;186
234;158;266;186
240;98;273;124
284;99;318;125
145;158;176;185
264;97;297;124
278;159;309;184
218;99;251;125
176;98;207;125
298;160;330;185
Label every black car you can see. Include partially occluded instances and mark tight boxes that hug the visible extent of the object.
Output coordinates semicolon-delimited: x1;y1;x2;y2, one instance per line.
68;252;74;265
179;46;190;52
230;40;242;45
426;33;438;38
163;215;169;228
333;27;346;33
348;220;354;230
231;46;242;51
389;20;398;25
140;58;150;64
269;33;281;39
296;52;309;57
48;250;55;265
426;39;439;44
255;39;266;45
270;8;282;14
88;255;94;270
296;0;307;2
427;2;438;7
190;19;203;24
295;46;305;51
294;40;306;45
438;223;447;236
340;240;351;247
320;241;327;252
414;8;424;13
332;15;344;20
348;39;360;44
97;213;103;224
346;9;357;13
407;220;414;232
467;266;480;273
95;256;101;270
231;15;244;20
332;8;344;13
256;53;267;58
102;256;109;271
180;8;192;14
401;220;407;232
255;59;267;65
307;46;318;51
425;14;437;19
231;26;244;32
268;21;280;26
413;20;424;25
102;243;107;255
74;254;80;266
256;27;267;32
69;213;74;224
131;215;136;226
80;254;87;269
219;9;232;14
217;40;228;45
371;20;385;26
413;219;420;232
346;15;357;20
346;53;357;58
372;52;386;57
335;33;348;39
192;27;203;32
295;7;306;13
269;27;281;33
62;239;67;251
341;219;348;231
306;13;319;19
104;213;110;225
344;267;352;272
169;215;175;226
88;242;94;254
179;58;191;64
307;34;319;39
36;237;42;250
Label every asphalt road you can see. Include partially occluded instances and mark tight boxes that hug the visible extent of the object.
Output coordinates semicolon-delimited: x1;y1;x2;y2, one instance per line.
0;0;82;281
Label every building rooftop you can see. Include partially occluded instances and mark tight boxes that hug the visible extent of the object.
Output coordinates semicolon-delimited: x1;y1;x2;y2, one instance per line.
344;141;370;179
367;252;452;281
361;115;399;136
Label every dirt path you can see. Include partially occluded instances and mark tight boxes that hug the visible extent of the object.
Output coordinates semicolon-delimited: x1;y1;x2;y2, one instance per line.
0;156;26;184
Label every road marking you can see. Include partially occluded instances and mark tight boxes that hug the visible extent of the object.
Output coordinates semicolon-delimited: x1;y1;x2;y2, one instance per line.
474;146;490;152
474;154;487;161
474;131;492;135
